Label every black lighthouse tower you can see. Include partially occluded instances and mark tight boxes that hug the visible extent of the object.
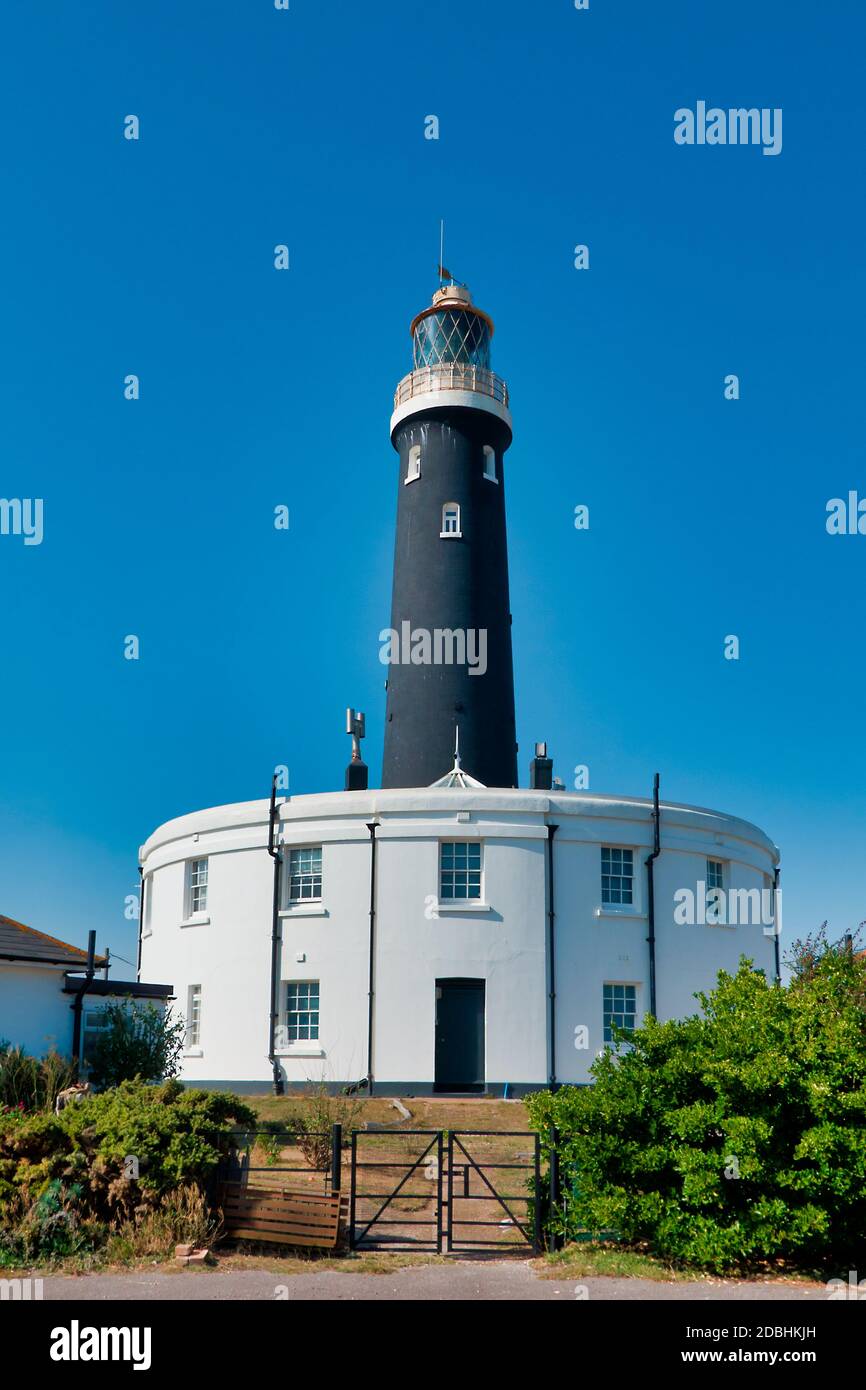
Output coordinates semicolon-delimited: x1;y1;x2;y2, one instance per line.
381;280;518;789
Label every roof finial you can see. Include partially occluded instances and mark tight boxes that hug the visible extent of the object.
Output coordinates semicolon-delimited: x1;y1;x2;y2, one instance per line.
437;218;455;285
427;725;486;789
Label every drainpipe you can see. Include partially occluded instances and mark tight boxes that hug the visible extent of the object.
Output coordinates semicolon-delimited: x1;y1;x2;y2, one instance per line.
266;774;285;1096
70;930;97;1069
546;823;559;1091
136;865;144;981
365;822;378;1095
773;866;781;983
645;774;660;1020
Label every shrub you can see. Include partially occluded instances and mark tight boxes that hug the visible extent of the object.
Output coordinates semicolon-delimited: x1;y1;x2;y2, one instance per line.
0;1079;255;1261
527;954;866;1273
0;1042;78;1112
106;1185;222;1262
286;1081;364;1170
257;1133;283;1167
85;1001;185;1089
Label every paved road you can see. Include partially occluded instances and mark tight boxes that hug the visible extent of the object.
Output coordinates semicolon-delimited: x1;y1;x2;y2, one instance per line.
41;1263;827;1301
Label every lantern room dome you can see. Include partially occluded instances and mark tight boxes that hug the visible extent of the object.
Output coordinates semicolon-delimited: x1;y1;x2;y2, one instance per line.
409;284;495;372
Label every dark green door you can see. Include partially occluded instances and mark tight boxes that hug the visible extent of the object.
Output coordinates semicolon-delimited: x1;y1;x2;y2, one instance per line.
435;979;485;1092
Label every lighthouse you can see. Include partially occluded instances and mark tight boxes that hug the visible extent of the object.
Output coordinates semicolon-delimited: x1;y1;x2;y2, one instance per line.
381;280;518;789
138;271;781;1097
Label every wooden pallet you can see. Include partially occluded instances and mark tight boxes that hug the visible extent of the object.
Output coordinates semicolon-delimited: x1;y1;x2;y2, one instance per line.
219;1182;346;1249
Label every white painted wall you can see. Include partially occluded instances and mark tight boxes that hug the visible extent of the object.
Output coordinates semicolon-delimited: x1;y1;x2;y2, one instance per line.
0;964;74;1056
139;790;779;1091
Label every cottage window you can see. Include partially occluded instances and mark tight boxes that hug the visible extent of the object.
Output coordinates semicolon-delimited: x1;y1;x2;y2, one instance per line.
186;985;202;1048
288;846;322;902
187;858;208;916
601;847;633;906
440;842;482;900
285;981;320;1042
603;983;636;1044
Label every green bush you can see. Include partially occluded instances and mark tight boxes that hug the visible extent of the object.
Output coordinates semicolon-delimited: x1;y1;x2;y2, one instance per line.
0;1079;256;1262
85;1001;185;1089
527;951;866;1273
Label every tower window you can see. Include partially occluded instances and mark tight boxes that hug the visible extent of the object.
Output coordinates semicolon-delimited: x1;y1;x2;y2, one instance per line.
405;444;421;484
440;503;461;538
483;445;497;482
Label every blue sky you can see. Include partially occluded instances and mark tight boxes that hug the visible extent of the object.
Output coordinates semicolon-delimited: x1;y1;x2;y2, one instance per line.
1;0;864;973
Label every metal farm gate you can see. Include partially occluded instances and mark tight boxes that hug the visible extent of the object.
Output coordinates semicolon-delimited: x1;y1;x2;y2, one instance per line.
349;1129;541;1254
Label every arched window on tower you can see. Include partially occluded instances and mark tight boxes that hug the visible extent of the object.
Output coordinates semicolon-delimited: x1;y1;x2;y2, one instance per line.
483;445;497;482
440;502;461;538
405;444;421;484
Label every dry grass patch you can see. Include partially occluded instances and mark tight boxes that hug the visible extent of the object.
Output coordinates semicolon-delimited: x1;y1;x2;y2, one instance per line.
247;1094;530;1132
214;1248;449;1275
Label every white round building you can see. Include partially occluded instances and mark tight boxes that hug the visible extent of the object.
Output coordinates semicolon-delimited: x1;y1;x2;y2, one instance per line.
138;279;780;1095
139;785;778;1094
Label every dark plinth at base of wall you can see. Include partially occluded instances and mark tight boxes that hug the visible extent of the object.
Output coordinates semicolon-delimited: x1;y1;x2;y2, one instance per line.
179;1079;551;1098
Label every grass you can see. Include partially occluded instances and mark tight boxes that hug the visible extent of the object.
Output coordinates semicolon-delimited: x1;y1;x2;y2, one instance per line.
248;1093;530;1131
2;1241;829;1284
538;1243;697;1282
214;1249;450;1276
537;1243;829;1286
0;1245;450;1279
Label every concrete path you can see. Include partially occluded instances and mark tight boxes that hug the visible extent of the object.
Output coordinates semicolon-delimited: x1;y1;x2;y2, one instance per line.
41;1263;828;1301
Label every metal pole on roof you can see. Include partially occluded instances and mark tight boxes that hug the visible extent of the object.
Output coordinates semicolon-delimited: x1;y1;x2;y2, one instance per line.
71;930;97;1069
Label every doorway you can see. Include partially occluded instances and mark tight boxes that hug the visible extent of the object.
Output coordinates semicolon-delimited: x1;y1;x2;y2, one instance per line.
434;978;485;1092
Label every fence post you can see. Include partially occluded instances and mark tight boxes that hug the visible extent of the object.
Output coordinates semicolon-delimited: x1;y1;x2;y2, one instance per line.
533;1135;542;1254
348;1130;357;1250
331;1122;342;1194
435;1131;444;1255
446;1131;454;1253
548;1124;561;1253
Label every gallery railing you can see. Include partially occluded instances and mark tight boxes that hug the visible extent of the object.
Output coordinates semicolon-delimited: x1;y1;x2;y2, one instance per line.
394;363;510;410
